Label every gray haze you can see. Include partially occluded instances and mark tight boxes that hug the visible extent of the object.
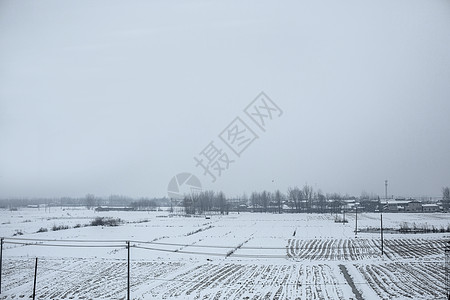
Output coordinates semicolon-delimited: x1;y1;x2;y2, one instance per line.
1;0;450;199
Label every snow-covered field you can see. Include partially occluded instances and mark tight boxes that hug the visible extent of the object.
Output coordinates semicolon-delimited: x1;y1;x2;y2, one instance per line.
0;208;448;299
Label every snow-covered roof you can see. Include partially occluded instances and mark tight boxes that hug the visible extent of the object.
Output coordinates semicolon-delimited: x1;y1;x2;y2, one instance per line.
385;200;421;205
386;201;409;205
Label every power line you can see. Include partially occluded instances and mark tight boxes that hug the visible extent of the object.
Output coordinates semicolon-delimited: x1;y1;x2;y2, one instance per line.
2;237;446;252
3;237;127;243
133;245;228;257
3;241;125;248
4;236;445;250
1;236;447;262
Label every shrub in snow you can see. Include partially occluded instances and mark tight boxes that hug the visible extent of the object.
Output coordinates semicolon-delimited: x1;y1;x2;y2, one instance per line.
52;224;69;231
13;230;23;236
90;217;122;227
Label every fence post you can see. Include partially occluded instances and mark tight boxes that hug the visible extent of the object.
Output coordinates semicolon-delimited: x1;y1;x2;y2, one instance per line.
32;257;38;300
380;213;384;256
0;237;3;294
127;241;130;300
446;241;449;300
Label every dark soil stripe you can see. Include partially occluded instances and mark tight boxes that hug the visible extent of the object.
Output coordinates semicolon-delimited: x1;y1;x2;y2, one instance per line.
339;264;364;300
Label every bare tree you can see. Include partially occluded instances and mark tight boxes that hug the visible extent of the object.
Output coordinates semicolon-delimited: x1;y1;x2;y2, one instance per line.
288;186;303;213
303;184;313;213
182;190;230;215
328;193;342;215
317;190;326;213
250;192;258;212
275;190;282;214
443;187;450;212
288;187;297;212
217;191;227;215
85;194;96;210
261;191;269;213
183;195;194;214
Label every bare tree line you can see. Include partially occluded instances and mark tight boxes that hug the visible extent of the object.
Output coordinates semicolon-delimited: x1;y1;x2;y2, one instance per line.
250;185;353;214
182;191;229;215
181;184;363;215
181;185;450;215
1;186;449;214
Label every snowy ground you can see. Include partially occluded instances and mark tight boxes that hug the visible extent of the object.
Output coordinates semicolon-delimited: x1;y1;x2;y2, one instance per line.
0;207;448;299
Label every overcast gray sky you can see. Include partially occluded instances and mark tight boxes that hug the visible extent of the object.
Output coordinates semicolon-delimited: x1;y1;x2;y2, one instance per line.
1;0;450;199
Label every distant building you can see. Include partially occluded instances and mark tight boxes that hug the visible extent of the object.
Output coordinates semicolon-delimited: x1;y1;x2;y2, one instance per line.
422;204;439;213
384;199;422;212
404;200;422;212
238;204;249;212
343;199;356;211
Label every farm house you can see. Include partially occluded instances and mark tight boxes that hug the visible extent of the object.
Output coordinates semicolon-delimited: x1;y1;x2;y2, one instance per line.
384;199;422;212
422;204;440;212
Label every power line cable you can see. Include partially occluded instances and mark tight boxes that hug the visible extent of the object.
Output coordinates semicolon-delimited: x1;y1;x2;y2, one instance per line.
3;241;125;248
4;236;447;250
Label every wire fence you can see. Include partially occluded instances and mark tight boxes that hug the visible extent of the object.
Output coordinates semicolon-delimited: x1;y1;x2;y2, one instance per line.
0;236;448;299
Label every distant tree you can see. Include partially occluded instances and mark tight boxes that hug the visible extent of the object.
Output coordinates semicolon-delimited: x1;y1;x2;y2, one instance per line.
303;185;313;213
108;195;132;206
275;190;282;214
169;198;174;213
261;191;269;212
239;193;249;213
130;198;157;210
317;190;326;213
183;196;195;214
181;190;229;215
250;192;259;211
328;193;342;215
287;187;295;212
443;187;450;211
288;187;302;213
217;192;227;215
85;194;96;210
359;192;380;212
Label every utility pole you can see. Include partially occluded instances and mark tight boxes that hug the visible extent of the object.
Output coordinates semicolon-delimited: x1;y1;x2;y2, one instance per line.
381;180;387;256
355;205;358;236
32;258;38;300
343;206;346;224
381;213;384;256
127;241;130;300
446;240;449;300
0;237;3;294
385;180;388;200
